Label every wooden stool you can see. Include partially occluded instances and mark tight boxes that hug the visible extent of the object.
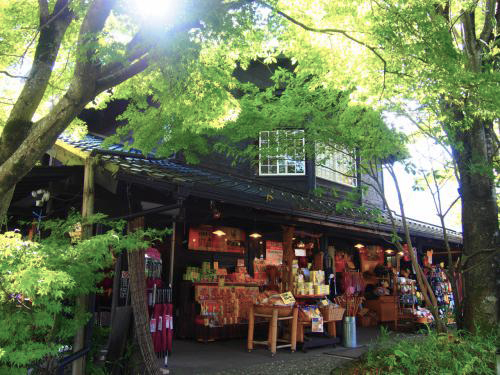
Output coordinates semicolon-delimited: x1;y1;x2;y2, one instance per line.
247;305;298;356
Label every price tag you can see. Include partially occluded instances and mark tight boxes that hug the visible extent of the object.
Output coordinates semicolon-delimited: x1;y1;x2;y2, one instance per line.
280;291;295;304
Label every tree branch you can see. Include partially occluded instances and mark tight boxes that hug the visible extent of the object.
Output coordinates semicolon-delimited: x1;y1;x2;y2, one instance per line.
0;0;73;165
73;0;117;80
461;10;481;72
38;0;49;25
0;70;27;79
461;248;499;270
95;55;150;94
479;0;496;43
442;195;460;218
258;1;389;96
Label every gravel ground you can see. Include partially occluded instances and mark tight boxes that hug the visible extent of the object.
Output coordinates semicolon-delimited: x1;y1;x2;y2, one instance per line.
213;354;350;375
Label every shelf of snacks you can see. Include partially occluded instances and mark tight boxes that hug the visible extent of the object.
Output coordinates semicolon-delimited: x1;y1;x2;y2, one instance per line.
397;277;420;320
292;266;330;297
183;260;260;284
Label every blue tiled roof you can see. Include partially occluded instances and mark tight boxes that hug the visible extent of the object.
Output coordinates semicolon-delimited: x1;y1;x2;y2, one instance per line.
58;134;462;243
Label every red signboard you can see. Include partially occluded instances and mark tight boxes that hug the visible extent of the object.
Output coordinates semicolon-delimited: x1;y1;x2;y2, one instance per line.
188;226;246;254
265;241;283;265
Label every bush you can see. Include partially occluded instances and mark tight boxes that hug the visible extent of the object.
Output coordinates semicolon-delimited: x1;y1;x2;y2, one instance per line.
0;214;165;373
334;328;498;375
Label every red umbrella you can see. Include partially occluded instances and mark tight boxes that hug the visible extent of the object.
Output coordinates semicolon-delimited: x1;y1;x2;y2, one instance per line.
166;302;173;352
161;291;167;354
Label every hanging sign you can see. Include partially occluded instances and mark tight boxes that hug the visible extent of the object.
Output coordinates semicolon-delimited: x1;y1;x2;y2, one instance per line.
188;226;245;254
266;241;283;265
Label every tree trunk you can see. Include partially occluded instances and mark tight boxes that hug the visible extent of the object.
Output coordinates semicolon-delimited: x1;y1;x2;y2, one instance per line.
451;117;499;331
0;187;14;230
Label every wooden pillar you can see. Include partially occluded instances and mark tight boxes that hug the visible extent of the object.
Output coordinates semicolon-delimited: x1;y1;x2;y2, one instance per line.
72;158;95;375
282;226;295;292
270;308;278;355
290;306;298;352
247;305;255;351
168;221;176;287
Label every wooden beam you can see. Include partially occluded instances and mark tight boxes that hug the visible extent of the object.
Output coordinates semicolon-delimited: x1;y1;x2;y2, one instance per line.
47;140;88;166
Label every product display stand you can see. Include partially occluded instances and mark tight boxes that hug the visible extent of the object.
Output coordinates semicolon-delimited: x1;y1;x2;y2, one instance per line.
247;305;298;356
295;296;340;352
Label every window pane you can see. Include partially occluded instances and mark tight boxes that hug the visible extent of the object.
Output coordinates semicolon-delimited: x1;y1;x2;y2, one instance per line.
315;144;357;186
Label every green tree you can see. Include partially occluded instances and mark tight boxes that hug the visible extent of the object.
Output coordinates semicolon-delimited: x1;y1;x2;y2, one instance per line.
1;0;498;331
0;214;164;373
255;0;499;331
0;0;277;220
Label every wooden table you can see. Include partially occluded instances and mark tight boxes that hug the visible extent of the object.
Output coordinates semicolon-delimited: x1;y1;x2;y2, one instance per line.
247;305;298;356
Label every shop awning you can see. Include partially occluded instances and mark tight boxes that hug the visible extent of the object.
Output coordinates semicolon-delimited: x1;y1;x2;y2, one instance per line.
50;134;462;244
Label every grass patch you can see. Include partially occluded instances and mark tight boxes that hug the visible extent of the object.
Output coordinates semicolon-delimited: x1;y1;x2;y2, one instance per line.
333;327;498;375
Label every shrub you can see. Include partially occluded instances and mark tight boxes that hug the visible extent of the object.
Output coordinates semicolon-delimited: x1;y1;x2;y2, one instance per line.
334;328;498;375
0;214;165;373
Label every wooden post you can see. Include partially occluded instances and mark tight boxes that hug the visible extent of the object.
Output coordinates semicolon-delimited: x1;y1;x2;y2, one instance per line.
290;307;298;352
247;305;254;351
168;221;176;287
270;308;278;355
72;158;95;375
282;226;295;292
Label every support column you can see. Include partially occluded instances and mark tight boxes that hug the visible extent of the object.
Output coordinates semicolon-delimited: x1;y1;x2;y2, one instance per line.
282;226;295;292
72;157;95;375
168;221;176;287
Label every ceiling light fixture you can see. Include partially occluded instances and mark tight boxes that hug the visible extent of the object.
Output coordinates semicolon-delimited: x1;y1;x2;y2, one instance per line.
249;232;262;239
212;229;226;236
354;243;364;249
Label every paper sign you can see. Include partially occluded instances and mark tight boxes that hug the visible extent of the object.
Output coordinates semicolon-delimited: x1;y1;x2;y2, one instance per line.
280;291;295;305
311;317;324;332
237;258;245;267
320;299;329;307
294;248;306;257
218;277;225;287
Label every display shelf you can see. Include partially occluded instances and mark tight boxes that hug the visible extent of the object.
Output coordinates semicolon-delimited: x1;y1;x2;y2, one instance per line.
193;281;259;287
294;294;329;299
297;319;340;352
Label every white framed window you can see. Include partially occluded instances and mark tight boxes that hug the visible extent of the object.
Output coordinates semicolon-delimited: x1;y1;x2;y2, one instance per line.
316;145;357;187
259;130;305;176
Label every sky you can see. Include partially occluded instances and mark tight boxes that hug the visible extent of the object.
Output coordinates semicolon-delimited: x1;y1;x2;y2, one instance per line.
383;113;462;233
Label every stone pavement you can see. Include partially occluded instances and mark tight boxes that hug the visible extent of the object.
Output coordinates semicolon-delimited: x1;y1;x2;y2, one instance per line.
166;327;392;375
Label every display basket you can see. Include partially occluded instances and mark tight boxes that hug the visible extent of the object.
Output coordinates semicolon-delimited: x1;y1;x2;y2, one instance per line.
253;304;293;317
320;306;345;321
